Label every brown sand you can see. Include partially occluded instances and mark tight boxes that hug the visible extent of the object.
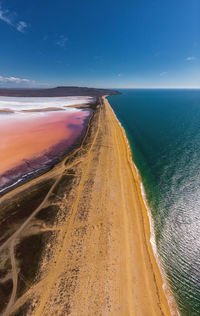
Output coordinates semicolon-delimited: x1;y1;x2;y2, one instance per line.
0;109;14;113
22;107;65;112
2;97;178;315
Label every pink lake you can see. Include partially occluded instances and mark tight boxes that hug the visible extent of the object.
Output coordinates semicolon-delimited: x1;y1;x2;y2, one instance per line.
0;108;91;193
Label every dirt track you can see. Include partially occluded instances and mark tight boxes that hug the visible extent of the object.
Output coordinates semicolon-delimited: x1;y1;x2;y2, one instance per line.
0;97;177;315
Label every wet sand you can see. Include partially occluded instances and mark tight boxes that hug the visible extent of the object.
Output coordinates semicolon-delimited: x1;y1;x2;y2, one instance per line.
0;97;178;315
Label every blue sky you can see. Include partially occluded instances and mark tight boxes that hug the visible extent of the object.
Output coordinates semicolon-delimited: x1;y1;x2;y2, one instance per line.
0;0;199;88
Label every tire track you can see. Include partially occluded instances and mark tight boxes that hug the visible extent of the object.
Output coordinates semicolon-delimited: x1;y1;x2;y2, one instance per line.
0;109;95;316
31;105;102;316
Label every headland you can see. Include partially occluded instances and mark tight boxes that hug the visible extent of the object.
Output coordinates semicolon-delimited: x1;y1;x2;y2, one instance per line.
0;86;120;97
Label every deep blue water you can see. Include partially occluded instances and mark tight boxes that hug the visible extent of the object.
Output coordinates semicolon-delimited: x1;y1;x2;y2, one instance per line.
108;89;200;316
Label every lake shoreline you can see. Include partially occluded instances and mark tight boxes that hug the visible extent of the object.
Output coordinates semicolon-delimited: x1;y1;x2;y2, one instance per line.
0;108;91;198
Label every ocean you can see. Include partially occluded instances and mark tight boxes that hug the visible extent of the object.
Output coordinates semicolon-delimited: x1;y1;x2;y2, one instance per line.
108;89;200;316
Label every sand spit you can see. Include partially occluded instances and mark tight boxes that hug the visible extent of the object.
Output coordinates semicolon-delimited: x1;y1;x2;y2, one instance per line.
0;109;14;113
22;107;65;112
0;97;177;315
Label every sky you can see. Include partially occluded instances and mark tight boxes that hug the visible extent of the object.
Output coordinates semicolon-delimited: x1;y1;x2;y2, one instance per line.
0;0;199;88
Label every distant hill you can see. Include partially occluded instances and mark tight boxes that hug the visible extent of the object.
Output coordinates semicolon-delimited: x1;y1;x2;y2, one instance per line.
0;86;121;97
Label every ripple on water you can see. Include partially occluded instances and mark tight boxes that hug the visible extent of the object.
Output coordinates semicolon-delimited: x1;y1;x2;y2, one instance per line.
108;89;200;316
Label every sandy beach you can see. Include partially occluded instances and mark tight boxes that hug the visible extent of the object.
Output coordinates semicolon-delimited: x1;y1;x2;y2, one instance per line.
0;96;178;315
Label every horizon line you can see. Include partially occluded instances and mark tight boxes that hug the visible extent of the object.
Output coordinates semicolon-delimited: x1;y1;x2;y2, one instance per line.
0;86;200;90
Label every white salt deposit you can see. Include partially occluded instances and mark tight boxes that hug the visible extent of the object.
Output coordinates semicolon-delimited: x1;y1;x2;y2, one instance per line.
0;96;94;112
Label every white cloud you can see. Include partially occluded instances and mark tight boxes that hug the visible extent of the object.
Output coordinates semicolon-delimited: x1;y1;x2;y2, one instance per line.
185;56;196;61
160;72;168;76
16;21;27;32
0;6;12;25
56;35;68;47
0;75;35;86
0;4;28;32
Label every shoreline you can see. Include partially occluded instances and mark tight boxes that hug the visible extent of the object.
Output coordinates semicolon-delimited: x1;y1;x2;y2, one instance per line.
1;96;180;315
105;96;179;316
0;110;92;198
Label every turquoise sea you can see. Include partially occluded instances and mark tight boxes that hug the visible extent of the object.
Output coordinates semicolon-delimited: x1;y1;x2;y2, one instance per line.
108;89;200;316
